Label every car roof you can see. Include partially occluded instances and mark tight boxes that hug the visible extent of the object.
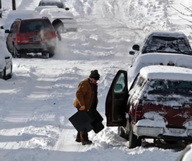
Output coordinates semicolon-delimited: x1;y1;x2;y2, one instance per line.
39;0;62;3
140;65;192;81
147;31;187;38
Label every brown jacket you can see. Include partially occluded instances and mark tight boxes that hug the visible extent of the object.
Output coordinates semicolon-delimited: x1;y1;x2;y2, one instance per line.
73;78;98;110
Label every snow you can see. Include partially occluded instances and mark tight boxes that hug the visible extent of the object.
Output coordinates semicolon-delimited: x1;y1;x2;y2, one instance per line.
0;0;192;161
140;65;192;81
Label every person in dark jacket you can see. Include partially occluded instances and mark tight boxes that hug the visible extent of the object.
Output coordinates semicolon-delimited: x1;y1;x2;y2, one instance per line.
73;70;100;145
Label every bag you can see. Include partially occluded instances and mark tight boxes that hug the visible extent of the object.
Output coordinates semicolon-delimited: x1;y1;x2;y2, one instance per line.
69;109;104;133
69;110;94;132
89;110;104;133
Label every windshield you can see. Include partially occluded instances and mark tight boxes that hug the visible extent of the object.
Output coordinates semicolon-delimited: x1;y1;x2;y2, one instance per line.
39;2;64;8
147;80;192;96
142;36;192;55
20;19;52;33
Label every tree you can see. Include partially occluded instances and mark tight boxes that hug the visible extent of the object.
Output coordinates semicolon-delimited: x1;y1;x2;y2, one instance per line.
12;0;16;10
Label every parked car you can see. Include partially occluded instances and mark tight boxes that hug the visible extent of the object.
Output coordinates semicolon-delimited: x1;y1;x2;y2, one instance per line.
129;32;192;64
38;0;69;9
35;6;77;39
177;144;192;161
0;51;12;80
106;65;192;148
5;17;57;58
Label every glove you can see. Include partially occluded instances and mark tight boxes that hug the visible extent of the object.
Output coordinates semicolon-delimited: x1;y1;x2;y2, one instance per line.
79;106;86;111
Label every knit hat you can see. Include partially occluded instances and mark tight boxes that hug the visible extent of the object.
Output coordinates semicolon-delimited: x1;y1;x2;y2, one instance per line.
89;70;100;80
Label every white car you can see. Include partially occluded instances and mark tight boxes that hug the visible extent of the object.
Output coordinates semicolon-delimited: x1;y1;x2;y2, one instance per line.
38;0;67;9
35;6;77;34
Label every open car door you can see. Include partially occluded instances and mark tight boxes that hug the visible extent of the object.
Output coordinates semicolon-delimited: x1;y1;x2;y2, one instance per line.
105;70;128;126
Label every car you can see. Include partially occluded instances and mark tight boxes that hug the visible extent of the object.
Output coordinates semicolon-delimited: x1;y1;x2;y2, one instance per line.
5;17;57;58
38;0;69;9
177;144;192;161
106;65;192;148
129;32;192;64
34;6;77;40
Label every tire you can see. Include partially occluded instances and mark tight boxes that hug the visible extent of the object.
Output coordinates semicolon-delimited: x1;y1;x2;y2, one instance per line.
3;66;12;80
129;124;141;149
118;126;129;140
13;45;20;58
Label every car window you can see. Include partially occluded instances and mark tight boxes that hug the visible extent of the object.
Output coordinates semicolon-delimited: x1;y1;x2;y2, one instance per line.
114;73;126;93
142;36;191;55
10;21;19;33
19;19;52;33
129;76;146;96
148;80;192;96
39;1;64;8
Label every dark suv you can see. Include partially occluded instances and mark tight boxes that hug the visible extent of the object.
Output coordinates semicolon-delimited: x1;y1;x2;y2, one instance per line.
5;17;57;58
106;65;192;148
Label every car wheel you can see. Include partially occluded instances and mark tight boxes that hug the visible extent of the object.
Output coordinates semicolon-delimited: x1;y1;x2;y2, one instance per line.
118;126;129;140
13;45;20;58
42;52;49;59
129;124;141;148
3;66;12;80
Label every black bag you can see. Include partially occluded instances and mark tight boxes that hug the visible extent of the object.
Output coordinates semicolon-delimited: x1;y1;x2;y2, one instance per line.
88;110;104;133
69;110;94;132
69;110;104;133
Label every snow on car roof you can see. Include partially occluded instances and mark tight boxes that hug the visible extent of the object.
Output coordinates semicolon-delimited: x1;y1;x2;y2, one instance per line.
140;65;192;81
4;10;38;30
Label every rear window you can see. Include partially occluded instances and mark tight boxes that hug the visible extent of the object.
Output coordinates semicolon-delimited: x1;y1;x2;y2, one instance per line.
147;80;192;96
19;19;53;33
142;36;192;55
39;2;64;8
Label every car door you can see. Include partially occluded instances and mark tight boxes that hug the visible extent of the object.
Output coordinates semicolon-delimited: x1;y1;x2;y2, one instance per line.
6;21;19;52
105;70;128;126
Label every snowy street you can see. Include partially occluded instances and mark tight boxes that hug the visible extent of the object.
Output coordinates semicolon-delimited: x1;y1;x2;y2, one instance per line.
0;0;191;160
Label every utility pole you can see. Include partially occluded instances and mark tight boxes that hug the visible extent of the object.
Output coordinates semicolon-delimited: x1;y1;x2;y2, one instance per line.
0;0;2;18
12;0;16;10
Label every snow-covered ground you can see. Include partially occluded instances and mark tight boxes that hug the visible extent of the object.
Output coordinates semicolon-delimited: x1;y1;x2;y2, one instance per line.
0;0;192;160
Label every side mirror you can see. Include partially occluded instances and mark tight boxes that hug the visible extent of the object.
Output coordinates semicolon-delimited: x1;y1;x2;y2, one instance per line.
129;51;135;55
132;44;140;51
5;29;10;33
65;7;70;11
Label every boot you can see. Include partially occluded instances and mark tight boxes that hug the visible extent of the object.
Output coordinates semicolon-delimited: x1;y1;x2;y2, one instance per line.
80;131;92;145
75;132;81;142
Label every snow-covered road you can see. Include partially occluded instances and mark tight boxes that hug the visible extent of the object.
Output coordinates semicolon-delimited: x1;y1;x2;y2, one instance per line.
0;14;182;161
2;0;192;160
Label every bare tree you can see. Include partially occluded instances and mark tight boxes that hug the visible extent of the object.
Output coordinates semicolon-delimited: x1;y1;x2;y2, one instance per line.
12;0;16;10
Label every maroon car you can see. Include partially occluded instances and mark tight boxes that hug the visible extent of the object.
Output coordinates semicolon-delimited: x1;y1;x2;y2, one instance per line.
106;65;192;148
5;17;57;58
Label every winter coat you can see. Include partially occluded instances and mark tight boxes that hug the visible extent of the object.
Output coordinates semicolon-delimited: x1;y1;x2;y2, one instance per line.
73;78;98;110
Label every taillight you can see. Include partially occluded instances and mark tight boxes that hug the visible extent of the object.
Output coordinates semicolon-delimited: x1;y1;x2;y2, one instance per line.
16;34;21;44
135;101;143;121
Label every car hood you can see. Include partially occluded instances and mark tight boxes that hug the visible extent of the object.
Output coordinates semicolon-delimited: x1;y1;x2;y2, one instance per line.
40;8;74;19
128;53;192;90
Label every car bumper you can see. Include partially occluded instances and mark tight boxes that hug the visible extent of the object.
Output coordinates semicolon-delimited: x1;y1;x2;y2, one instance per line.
17;42;56;53
133;124;192;141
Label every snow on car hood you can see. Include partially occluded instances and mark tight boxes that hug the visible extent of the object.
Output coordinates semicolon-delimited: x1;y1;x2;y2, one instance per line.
128;53;192;90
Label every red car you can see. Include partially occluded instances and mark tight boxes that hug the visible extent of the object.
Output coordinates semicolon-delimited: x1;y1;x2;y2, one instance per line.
106;65;192;148
5;17;57;58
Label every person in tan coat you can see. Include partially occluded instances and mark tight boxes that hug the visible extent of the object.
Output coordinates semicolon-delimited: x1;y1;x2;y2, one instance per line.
73;70;100;145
